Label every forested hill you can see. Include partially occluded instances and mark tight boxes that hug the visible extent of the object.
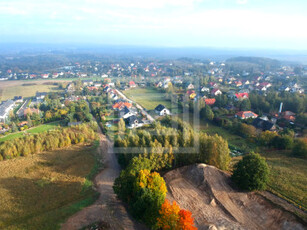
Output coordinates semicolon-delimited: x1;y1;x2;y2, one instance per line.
226;56;281;70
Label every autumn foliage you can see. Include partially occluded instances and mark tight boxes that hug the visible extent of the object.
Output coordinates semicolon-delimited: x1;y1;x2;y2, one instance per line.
157;199;197;230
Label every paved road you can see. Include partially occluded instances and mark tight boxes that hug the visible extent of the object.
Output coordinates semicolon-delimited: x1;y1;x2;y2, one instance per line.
115;89;155;122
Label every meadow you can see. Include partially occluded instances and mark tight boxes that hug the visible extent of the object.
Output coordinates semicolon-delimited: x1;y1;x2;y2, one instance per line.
0;142;100;230
123;88;174;111
0;80;69;102
262;151;307;211
0;121;62;142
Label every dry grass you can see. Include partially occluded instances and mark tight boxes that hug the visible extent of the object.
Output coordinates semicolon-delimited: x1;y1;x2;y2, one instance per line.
0;80;70;101
0;143;99;230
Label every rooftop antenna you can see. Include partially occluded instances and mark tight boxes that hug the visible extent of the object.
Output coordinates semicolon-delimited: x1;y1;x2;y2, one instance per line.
279;102;283;114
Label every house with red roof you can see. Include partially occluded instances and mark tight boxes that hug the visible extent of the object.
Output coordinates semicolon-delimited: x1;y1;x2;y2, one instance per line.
204;98;216;105
112;102;133;110
282;111;296;121
235;93;249;100
129;81;136;88
235;111;258;119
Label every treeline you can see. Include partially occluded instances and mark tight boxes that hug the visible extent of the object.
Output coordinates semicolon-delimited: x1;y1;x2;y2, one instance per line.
249;92;307;114
0;122;98;161
258;131;307;158
115;117;231;171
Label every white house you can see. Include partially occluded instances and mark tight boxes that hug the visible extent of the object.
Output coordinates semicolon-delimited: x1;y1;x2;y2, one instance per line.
120;107;137;119
155;104;171;116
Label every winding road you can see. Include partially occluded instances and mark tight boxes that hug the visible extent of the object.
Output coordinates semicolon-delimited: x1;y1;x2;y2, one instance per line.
61;124;144;229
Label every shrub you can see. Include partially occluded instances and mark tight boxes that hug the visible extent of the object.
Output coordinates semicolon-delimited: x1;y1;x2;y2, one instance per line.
231;153;269;191
292;138;307;159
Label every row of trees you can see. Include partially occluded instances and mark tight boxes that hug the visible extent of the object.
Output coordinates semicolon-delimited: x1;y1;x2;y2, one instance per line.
113;156;197;229
115;117;231;171
0;122;98;161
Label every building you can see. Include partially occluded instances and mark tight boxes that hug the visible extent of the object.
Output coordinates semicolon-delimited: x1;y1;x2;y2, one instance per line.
235;111;258;119
0;100;15;123
204;98;216;105
155;104;171;116
129;81;136;88
119;106;137;119
112;101;133;110
124;115;143;128
235;93;249;100
211;88;222;96
14;96;23;103
252;117;276;131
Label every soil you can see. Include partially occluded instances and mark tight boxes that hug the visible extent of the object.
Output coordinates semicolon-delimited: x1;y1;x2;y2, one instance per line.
60;130;144;230
164;164;306;230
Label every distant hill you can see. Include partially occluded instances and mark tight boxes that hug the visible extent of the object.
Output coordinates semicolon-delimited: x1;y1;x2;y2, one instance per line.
226;56;281;68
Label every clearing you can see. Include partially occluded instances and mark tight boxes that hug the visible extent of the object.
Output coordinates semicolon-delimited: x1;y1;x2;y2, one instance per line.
0;143;99;230
164;164;306;230
123;88;173;111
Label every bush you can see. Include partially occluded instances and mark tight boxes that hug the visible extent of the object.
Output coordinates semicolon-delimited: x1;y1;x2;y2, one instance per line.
231;153;269;191
292;138;307;159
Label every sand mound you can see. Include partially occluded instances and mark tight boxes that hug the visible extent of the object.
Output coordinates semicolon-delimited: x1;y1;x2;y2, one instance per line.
164;164;306;230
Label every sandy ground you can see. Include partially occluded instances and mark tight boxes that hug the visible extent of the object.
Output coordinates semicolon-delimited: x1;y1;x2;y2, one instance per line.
60;130;144;230
164;164;306;230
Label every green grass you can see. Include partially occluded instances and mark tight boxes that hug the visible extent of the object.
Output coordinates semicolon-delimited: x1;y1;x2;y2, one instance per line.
0;121;62;142
0;142;101;230
123;88;175;111
262;151;307;211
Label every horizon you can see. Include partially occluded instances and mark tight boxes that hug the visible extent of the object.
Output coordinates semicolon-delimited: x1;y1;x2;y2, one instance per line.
1;0;307;50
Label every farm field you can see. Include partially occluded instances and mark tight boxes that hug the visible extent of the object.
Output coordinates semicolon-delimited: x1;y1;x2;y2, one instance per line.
123;88;174;111
0;121;63;142
0;80;69;102
0;142;100;230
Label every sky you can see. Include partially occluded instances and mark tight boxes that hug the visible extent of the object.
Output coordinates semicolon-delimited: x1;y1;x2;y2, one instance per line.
0;0;307;50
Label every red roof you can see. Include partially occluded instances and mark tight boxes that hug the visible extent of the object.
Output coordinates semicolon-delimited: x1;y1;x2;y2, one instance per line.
236;111;258;119
204;98;216;105
112;102;132;110
235;93;249;99
129;81;136;86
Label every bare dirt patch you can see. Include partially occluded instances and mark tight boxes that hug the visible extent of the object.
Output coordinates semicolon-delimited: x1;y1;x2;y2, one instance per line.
164;164;306;230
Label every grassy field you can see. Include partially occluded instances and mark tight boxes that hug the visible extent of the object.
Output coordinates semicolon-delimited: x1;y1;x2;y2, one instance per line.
262;151;307;211
123;88;174;111
0;142;100;230
0;80;68;102
0;121;62;142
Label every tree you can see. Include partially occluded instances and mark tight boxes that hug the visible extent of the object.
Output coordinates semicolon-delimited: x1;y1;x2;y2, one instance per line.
199;133;231;170
240;99;251;111
178;209;197;230
11;122;18;132
131;169;167;227
292;138;307;159
157;199;197;230
157;200;180;230
27;115;33;128
201;105;214;121
239;123;256;138
118;118;126;134
232;153;269;191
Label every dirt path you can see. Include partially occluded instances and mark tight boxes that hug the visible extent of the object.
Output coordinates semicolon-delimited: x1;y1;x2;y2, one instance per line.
60;130;144;230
